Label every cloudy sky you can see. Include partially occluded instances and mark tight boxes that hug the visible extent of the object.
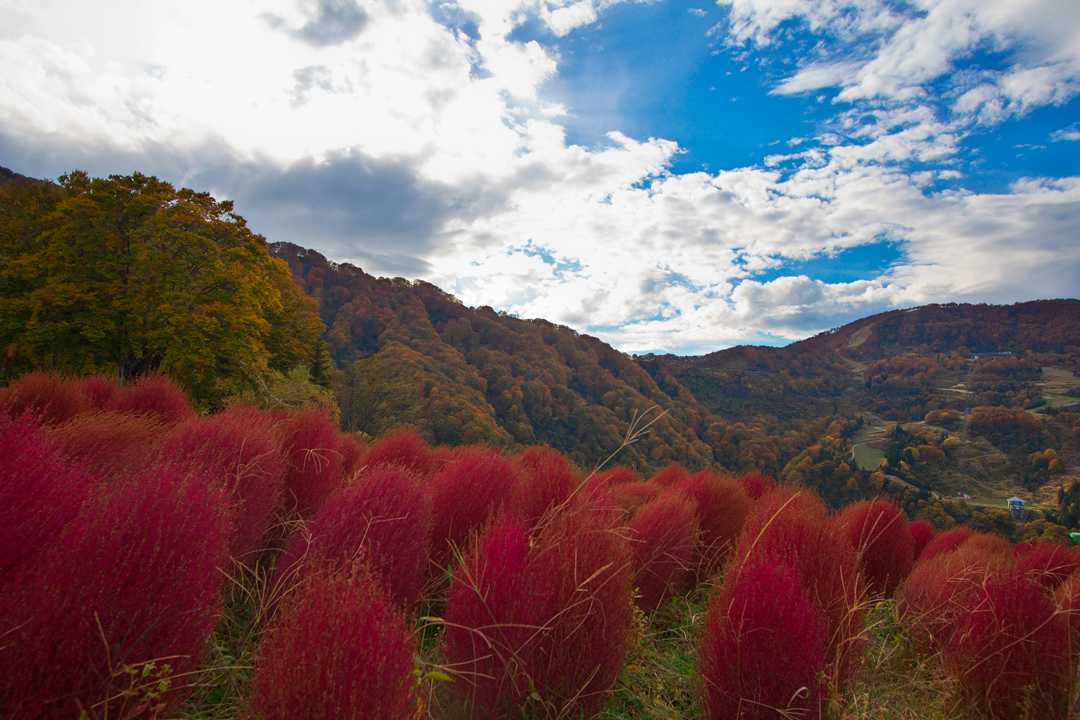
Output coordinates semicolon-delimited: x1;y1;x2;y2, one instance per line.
2;0;1078;354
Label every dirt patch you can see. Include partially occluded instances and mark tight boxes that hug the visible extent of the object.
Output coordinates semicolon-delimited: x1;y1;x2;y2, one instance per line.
846;324;873;348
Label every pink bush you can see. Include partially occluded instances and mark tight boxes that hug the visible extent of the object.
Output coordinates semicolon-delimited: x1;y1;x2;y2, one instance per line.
49;410;165;481
895;541;1001;652
672;470;749;582
650;463;689;488
596;464;640;486
697;557;828;720
73;374;118;411
0;465;231;719
610;481;662;518
731;487;865;689
527;501;633;717
273;407;344;522
833;498;914;598
629;492;699;611
736;470;776;500
365;426;436;479
271;465;430;610
158;406;284;564
0;413;92;591
1012;539;1080;591
918;526;974;562
1;370;89;425
441;514;538;719
909;519;935;560
1054;573;1080;659
246;562;418;720
337;431;368;483
947;573;1072;719
511;445;576;528
427;445;523;570
107;373;195;425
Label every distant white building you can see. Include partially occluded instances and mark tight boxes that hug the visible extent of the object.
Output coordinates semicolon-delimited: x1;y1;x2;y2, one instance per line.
1007;496;1026;522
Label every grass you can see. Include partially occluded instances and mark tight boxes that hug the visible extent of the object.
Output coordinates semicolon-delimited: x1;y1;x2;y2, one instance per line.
853;445;885;472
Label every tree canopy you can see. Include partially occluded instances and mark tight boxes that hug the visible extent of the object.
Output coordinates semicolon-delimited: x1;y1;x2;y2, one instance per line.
0;171;326;405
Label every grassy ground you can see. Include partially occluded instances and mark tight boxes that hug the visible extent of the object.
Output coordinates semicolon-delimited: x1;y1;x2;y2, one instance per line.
853;444;886;472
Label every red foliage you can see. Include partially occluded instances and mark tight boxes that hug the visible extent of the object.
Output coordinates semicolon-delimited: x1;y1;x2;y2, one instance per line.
909;519;935;560
917;526;974;562
946;574;1072;719
610;481;662;518
596;464;640;486
650;462;689;488
337;431;368;483
833;498;914;598
528;501;633;717
895;541;1001;652
629;492;699;611
0;465;231;719
158;406;284;564
1012;539;1080;591
74;374;118;411
427;445;523;569
511;445;576;528
48;410;165;481
0;413;92;591
1054;573;1080;658
731;487;865;689
246;563;418;720
107;374;195;424
271;465;430;610
273;407;344;521
697;557;828;720
672;471;750;582
736;470;776;500
364;426;436;479
1;371;89;425
441;514;537;719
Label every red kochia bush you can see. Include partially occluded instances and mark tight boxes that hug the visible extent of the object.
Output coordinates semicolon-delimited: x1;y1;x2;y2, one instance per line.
74;374;118;410
610;481;662;518
427;445;523;569
443;501;633;719
672;471;750;582
697;557;828;720
158;406;284;564
528;501;633;717
947;573;1072;720
1054;573;1080;658
909;519;935;560
442;514;537;719
271;465;431;609
107;373;195;424
1012;539;1080;591
833;498;914;598
364;426;436;479
0;413;92;591
629;492;699;611
736;470;776;500
246;562;418;720
1;370;89;424
731;487;865;689
0;465;231;719
48;410;166;481
918;525;974;562
650;463;690;488
273;406;343;522
511;445;576;527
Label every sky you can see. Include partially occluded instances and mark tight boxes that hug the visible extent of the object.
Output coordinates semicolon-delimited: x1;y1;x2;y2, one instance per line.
1;0;1078;355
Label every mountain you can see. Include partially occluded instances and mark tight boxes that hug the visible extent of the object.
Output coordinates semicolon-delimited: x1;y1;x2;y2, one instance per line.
273;239;1080;523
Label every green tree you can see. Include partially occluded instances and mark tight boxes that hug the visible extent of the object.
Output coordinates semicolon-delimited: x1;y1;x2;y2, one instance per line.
0;171;327;405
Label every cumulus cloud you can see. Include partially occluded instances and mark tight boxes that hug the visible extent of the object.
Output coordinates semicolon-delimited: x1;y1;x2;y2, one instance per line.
1;0;1078;354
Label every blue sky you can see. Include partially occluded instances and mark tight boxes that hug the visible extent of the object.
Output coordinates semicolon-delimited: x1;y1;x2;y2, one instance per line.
1;0;1078;354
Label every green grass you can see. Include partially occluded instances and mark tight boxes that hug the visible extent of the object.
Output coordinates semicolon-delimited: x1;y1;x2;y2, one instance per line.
853;444;885;472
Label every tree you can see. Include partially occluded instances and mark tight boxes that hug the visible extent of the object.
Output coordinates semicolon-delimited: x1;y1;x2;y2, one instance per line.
0;172;327;405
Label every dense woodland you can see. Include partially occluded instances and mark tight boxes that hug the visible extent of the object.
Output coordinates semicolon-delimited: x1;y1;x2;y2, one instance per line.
4;168;1080;719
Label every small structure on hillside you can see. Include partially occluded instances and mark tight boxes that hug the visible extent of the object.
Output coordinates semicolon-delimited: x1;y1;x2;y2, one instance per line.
1007;496;1026;522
